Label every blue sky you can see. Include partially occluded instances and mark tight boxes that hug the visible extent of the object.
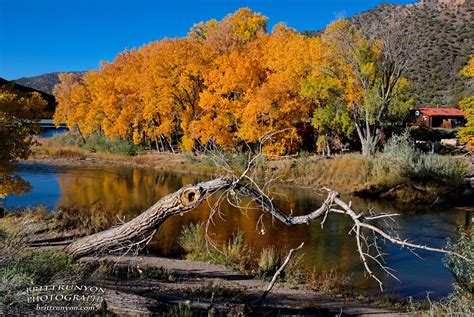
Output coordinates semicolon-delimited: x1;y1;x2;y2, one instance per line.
0;0;416;80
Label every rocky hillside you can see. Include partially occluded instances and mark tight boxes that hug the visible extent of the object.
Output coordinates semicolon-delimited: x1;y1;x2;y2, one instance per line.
304;0;473;107
13;71;86;95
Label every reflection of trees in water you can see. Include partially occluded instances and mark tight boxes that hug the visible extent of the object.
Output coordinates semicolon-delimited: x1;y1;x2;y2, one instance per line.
56;168;202;233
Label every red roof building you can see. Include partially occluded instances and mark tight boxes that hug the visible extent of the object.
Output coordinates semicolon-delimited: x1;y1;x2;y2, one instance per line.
414;107;466;128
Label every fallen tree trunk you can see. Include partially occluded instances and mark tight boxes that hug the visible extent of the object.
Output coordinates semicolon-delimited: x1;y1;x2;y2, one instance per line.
65;177;233;258
65;175;468;290
65;176;338;258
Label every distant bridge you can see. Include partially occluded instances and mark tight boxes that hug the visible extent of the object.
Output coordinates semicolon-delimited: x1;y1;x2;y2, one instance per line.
38;119;68;137
39;119;67;129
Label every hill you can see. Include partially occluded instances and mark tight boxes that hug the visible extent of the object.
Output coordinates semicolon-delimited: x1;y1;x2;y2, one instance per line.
0;77;57;117
304;0;473;107
13;71;86;95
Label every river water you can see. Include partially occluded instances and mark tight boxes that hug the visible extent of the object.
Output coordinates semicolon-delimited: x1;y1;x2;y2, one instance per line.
5;163;472;300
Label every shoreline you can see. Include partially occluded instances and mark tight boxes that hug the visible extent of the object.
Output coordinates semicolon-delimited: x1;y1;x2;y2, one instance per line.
77;254;409;316
26;147;474;208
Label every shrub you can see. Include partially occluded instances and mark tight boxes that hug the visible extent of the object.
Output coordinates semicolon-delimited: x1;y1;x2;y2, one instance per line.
409;230;473;316
222;231;247;269
84;133;143;156
256;247;279;279
49;131;144;156
50;132;84;147
255;246;303;284
0;267;33;309
305;268;352;295
16;250;78;284
443;229;473;294
375;132;468;186
178;222;207;257
182;225;247;271
296;151;312;171
0;218;81;313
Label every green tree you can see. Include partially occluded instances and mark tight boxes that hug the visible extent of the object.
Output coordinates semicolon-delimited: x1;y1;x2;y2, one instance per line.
310;20;413;156
311;106;353;155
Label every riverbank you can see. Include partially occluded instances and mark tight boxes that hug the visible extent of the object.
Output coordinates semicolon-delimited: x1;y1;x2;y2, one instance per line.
78;255;409;316
0;210;410;316
29;139;474;206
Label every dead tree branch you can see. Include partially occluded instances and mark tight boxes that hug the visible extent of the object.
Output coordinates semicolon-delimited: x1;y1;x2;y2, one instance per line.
65;131;471;290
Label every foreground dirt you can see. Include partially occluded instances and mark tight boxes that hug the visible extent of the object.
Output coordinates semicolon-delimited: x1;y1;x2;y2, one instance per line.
16;215;410;316
76;255;408;316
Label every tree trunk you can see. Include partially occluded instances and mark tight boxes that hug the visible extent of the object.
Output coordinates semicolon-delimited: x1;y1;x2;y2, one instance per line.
65;177;338;258
75;124;86;144
357;129;380;157
65;178;232;258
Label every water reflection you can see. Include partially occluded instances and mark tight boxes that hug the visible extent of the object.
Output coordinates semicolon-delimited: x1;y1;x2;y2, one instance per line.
6;163;472;299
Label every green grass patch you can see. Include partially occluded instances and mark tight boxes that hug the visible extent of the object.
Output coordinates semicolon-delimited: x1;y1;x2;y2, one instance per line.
178;223;303;284
178;223;250;272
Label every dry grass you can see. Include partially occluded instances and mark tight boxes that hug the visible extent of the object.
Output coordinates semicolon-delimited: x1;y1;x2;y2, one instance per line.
31;138;219;177
255;246;304;285
265;154;376;193
33;138;133;162
305;268;353;296
53;206;120;236
32;144;89;159
178;223;251;272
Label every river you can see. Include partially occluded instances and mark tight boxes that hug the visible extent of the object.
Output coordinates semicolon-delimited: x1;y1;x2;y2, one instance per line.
5;163;472;300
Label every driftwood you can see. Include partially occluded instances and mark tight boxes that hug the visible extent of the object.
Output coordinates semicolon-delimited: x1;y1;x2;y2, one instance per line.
65;177;338;258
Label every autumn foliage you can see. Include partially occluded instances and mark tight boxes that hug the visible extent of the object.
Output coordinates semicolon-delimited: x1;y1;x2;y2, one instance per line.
458;55;474;150
0;86;46;196
53;8;411;155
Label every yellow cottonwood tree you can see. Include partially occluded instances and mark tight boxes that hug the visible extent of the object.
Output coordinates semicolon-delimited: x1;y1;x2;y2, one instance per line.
53;9;415;157
90;50;143;142
190;8;267;54
241;24;315;155
191;43;266;149
458;56;474;150
307;20;412;156
139;38;213;151
53;72;94;141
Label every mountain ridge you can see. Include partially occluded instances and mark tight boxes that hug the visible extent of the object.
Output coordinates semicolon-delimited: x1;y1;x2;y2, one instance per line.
13;71;86;95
